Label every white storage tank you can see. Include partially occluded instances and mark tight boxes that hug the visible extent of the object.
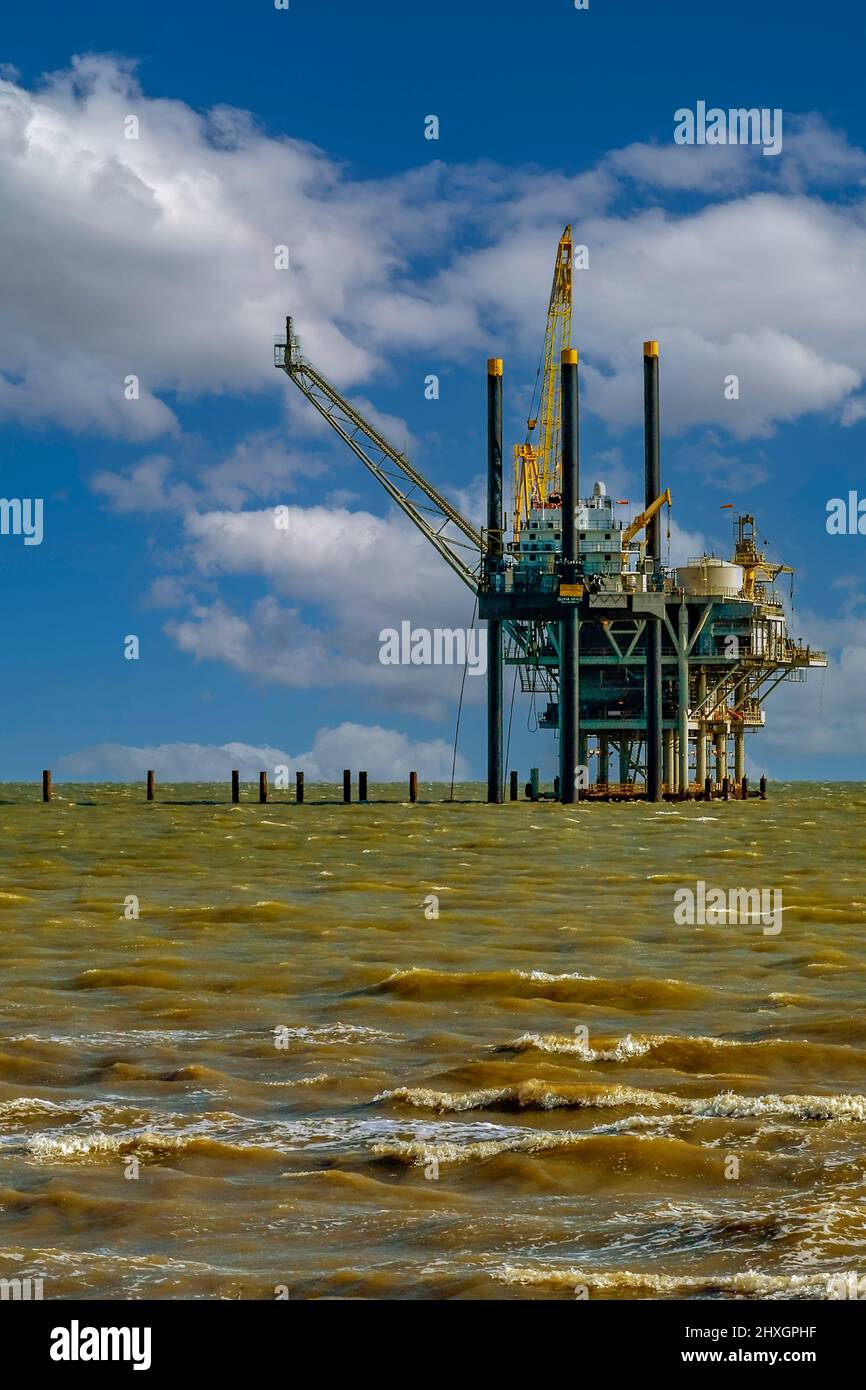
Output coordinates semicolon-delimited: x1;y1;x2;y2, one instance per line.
677;557;744;597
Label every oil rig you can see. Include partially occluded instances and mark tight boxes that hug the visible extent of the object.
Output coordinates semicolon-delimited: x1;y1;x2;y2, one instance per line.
275;227;825;802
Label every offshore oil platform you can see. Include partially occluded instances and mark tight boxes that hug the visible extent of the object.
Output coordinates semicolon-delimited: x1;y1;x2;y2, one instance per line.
275;227;825;802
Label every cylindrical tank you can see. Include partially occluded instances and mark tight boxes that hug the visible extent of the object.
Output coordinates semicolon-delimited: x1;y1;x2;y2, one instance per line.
677;558;744;597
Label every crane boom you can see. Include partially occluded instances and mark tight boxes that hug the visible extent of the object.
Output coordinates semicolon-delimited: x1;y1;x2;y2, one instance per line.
622;488;672;546
275;318;483;592
513;226;573;533
537;226;574;501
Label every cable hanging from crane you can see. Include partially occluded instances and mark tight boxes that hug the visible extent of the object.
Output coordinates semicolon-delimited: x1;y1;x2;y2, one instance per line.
503;664;519;800
448;592;479;802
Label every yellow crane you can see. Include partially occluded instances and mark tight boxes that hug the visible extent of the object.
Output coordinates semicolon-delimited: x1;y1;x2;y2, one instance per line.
513;226;573;534
620;488;671;572
734;515;793;600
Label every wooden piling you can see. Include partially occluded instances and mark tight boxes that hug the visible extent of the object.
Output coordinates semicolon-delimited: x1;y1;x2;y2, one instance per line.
359;771;368;803
722;776;730;801
231;770;240;804
741;775;749;800
759;775;767;800
343;769;351;804
296;771;304;804
259;771;268;804
704;775;713;801
509;770;518;801
42;770;51;802
146;770;155;802
409;771;418;803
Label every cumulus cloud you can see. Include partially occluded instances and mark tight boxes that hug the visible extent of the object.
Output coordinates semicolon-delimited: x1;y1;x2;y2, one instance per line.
761;652;858;761
841;394;866;427
92;431;320;512
162;504;483;714
733;603;866;765
166;596;334;691
91;454;197;512
608;139;760;193
2;57;865;447
448;200;863;438
57;724;470;781
607;114;866;194
0;55;483;438
4;56;864;760
667;516;715;568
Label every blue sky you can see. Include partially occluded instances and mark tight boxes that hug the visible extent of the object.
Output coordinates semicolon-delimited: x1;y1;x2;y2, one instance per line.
1;0;865;781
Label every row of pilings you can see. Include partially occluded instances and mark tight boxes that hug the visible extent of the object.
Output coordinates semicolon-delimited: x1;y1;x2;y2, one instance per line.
35;769;766;804
38;770;419;804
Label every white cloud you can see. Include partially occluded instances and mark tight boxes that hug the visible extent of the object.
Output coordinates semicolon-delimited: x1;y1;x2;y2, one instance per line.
730;602;866;764
91;454;197;512
4;58;864;763
57;724;469;781
608;140;758;193
161;505;483;714
2;57;866;447
166;596;333;691
841;394;866;427
201;432;321;508
761;649;862;760
93;432;321;513
585;449;635;503
0;56;484;438
181;503;465;612
144;574;199;609
447;199;863;438
668;516;714;569
778;114;866;188
607;114;866;194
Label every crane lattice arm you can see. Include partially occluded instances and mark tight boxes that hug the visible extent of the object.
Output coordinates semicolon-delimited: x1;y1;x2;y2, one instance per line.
275;318;484;593
513;226;573;533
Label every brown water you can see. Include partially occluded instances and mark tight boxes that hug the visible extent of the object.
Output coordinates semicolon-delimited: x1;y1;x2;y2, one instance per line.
1;781;865;1300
